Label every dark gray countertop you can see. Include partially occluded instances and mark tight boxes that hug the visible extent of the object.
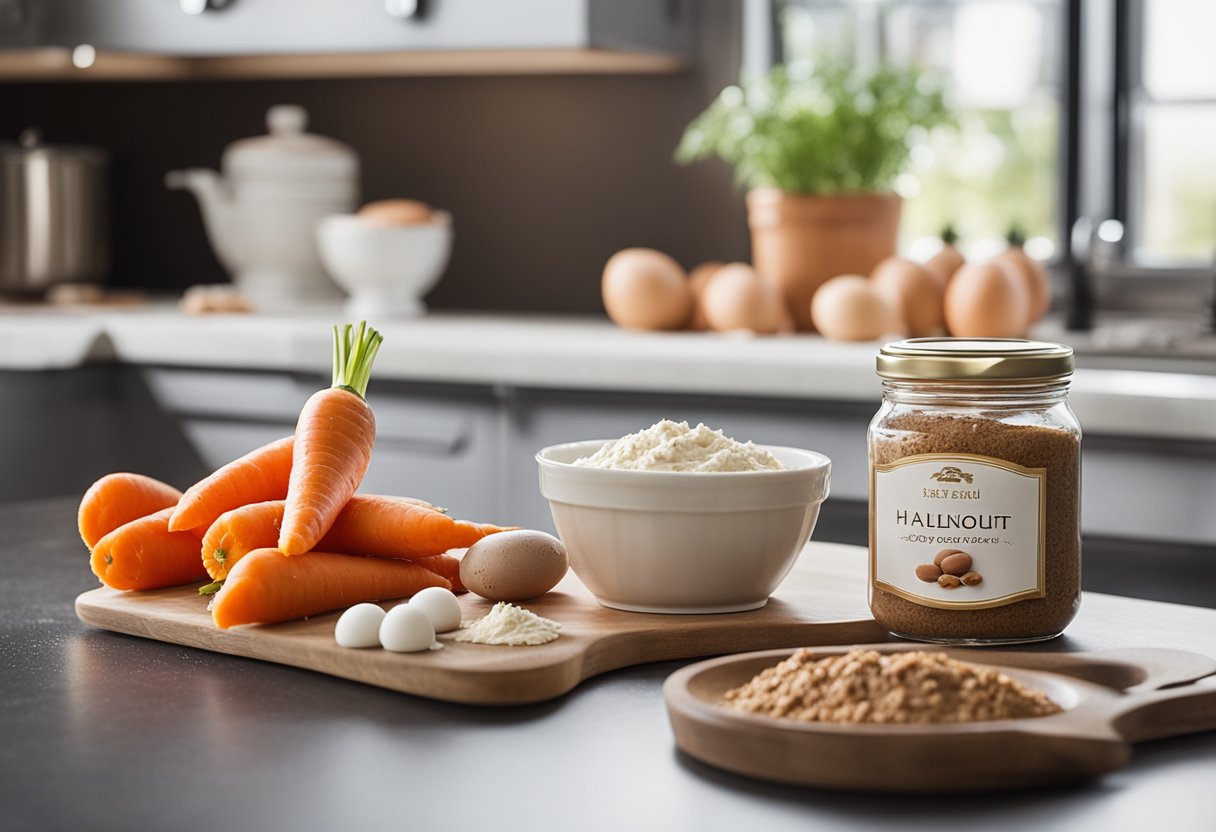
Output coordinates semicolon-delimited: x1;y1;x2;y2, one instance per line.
4;497;1216;832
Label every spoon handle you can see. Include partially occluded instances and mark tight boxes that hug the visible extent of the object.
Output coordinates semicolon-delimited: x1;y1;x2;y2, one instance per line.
1110;675;1216;744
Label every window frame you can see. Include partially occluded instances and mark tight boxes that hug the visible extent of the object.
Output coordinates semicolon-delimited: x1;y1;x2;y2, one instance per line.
1085;0;1214;312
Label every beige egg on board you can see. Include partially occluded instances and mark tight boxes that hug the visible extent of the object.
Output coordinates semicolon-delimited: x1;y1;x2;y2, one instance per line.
357;199;433;226
992;247;1051;322
810;275;901;342
944;261;1032;338
459;530;569;603
687;261;725;331
601;248;693;331
700;262;790;335
870;257;945;337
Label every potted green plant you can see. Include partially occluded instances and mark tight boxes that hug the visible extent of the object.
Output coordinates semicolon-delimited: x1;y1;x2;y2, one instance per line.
677;60;949;330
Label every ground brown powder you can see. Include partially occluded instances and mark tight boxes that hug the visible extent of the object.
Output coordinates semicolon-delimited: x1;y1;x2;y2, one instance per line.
723;649;1062;724
870;413;1080;642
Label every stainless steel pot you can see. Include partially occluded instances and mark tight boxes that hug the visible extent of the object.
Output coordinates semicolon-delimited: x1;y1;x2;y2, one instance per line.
0;128;109;294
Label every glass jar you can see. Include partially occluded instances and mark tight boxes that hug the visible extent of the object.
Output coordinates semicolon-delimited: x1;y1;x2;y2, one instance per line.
868;338;1081;644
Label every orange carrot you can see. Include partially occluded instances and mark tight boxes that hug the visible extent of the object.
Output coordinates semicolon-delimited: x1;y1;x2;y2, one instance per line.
91;508;208;591
413;552;466;593
279;322;382;556
201;495;498;581
78;473;182;550
202;500;284;581
318;494;507;563
168;435;294;533
211;547;450;628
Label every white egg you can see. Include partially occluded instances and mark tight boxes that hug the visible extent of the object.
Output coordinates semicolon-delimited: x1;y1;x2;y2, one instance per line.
408;586;463;633
379;604;438;653
334;603;385;649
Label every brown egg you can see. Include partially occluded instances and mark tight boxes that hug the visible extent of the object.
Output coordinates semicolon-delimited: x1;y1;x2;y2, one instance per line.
700;262;788;335
993;247;1051;322
687;261;724;331
357;199;433;226
870;257;944;337
944;261;1032;337
924;244;965;288
810;275;901;341
601;248;693;331
459;530;569;603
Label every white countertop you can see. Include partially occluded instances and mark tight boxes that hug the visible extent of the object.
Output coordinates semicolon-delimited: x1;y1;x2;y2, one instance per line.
2;305;1215;442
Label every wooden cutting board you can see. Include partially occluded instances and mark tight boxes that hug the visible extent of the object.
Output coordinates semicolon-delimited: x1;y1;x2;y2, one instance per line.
665;644;1216;792
75;542;890;705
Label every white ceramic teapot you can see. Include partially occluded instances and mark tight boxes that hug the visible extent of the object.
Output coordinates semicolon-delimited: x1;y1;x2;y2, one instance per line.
166;105;358;307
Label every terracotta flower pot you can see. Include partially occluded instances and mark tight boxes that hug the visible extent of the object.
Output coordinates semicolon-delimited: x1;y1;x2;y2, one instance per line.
747;189;902;331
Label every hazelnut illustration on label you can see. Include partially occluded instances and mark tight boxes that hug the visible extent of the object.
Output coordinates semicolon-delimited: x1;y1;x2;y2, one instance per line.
916;549;983;589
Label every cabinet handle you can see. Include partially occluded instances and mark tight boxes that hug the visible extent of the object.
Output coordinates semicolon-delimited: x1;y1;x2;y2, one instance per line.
180;0;233;15
385;0;427;20
374;432;467;456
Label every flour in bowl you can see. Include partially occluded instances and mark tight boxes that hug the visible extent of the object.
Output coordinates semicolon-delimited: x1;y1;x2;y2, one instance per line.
573;420;783;473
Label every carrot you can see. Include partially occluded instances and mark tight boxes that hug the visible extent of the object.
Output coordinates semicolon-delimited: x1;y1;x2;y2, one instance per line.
78;473;182;550
279;322;383;556
91;508;208;591
201;495;499;581
211;547;450;628
413;552;466;593
202;500;284;581
317;494;508;563
168;435;294;533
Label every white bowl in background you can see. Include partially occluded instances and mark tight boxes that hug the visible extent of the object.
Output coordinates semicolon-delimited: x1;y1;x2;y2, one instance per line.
536;440;832;614
316;211;452;318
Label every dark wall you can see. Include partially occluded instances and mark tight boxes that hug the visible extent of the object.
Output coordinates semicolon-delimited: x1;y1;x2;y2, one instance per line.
0;8;749;313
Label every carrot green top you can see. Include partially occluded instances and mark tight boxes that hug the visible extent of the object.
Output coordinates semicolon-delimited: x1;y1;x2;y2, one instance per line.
332;321;384;399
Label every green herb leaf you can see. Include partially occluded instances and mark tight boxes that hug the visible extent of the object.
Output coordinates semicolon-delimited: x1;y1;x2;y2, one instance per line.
676;59;951;195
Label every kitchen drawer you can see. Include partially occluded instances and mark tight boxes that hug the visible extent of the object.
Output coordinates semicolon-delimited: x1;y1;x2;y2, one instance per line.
165;373;506;524
142;367;315;422
181;414;503;524
501;388;873;534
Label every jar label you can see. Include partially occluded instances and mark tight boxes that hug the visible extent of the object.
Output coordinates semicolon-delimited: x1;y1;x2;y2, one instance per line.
871;453;1046;609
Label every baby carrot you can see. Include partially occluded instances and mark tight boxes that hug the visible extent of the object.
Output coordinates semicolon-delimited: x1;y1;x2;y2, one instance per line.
91;508;208;591
78;472;182;551
211;547;450;628
278;322;382;556
169;435;294;533
201;496;499;581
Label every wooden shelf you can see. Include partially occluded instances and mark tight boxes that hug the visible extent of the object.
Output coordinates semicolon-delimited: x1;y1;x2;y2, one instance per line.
0;47;686;82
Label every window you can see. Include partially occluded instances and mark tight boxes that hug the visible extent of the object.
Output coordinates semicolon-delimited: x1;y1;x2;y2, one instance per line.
1122;0;1216;266
777;0;1063;262
767;0;1216;308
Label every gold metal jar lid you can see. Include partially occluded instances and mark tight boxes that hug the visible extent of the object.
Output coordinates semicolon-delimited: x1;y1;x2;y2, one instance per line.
877;338;1075;381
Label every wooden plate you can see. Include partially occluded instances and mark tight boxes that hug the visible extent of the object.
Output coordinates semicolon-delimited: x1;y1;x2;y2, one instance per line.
663;644;1216;793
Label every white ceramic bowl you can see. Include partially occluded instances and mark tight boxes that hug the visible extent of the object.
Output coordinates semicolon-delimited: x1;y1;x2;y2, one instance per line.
316;212;452;318
536;440;832;614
